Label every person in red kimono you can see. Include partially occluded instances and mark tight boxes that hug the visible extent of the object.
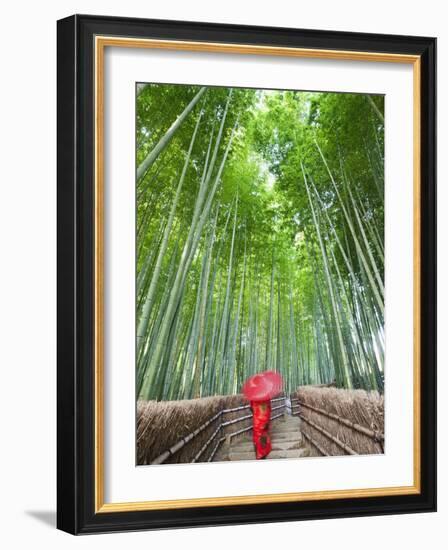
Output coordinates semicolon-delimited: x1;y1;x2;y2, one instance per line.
243;370;282;460
250;399;272;459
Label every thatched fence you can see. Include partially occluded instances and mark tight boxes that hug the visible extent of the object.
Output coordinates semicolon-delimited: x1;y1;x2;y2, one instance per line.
137;394;286;465
291;386;384;457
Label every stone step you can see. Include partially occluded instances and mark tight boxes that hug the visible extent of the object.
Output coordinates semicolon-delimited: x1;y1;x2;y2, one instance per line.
214;454;230;462
234;432;302;446
232;438;303;452
272;418;301;427
229;448;309;461
235;430;302;443
271;426;301;434
270;432;300;437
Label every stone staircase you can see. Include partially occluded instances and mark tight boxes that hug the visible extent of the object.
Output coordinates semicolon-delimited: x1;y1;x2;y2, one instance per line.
215;414;310;461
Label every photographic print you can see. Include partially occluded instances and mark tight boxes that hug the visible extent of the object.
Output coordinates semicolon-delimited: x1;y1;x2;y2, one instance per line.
136;83;385;465
57;16;436;533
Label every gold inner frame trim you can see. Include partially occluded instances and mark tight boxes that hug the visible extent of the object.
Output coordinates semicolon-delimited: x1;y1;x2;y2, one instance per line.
94;35;421;513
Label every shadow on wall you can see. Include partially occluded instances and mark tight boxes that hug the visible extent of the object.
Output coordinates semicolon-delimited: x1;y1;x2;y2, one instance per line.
25;510;56;529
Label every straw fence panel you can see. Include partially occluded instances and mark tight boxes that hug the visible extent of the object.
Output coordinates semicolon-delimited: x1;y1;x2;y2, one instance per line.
291;386;384;457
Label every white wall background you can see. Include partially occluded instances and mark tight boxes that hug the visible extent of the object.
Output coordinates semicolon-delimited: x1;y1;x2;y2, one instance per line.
0;0;444;547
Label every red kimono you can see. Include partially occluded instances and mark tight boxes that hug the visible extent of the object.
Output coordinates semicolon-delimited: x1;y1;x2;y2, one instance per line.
251;400;272;459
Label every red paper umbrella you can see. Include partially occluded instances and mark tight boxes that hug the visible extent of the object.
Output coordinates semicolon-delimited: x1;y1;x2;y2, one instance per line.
242;371;283;402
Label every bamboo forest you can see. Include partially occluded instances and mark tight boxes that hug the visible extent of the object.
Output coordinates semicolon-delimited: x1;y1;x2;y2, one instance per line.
136;84;384;402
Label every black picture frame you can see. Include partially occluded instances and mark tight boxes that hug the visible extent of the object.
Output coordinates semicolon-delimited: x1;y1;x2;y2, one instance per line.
57;14;436;534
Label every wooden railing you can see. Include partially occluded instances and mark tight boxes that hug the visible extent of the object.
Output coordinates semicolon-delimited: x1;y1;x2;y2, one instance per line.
290;396;384;456
151;396;287;465
297;400;384;443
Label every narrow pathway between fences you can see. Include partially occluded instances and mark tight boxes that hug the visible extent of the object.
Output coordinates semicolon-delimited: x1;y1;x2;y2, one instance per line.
214;413;308;461
142;390;384;465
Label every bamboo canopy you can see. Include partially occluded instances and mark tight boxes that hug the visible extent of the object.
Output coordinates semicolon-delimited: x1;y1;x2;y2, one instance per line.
136;84;384;401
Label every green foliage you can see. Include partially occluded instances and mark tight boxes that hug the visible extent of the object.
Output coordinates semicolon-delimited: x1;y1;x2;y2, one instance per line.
136;84;385;400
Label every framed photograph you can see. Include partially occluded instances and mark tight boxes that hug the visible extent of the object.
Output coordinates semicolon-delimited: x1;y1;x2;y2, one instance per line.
57;14;436;534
